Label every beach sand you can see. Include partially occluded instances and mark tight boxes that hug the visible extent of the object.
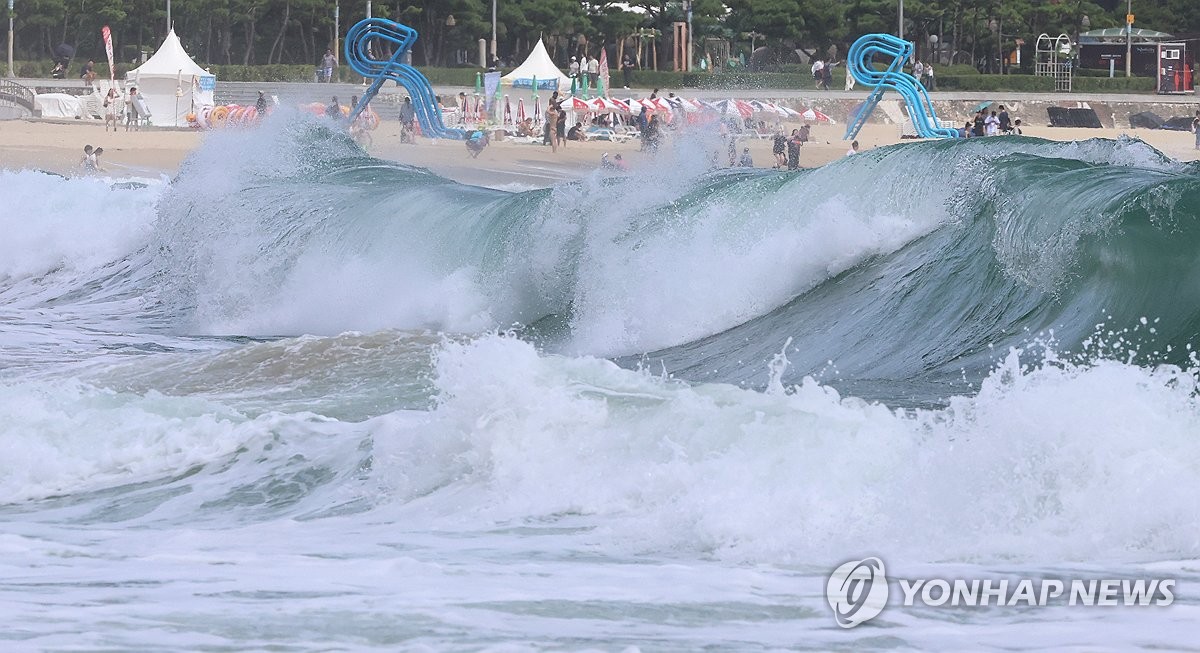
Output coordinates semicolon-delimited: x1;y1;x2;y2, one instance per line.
1;117;1197;184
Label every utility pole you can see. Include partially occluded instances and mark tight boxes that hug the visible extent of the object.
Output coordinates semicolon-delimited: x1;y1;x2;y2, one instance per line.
491;0;497;61
1125;0;1132;77
898;0;904;40
334;1;340;62
366;0;371;19
166;0;170;32
686;0;693;71
7;0;14;79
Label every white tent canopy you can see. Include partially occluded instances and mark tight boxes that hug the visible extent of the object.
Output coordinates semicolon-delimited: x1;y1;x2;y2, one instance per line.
126;28;216;127
501;39;572;91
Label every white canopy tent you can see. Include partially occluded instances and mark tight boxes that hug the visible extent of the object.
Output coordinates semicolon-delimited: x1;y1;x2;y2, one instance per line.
126;29;216;127
501;39;572;91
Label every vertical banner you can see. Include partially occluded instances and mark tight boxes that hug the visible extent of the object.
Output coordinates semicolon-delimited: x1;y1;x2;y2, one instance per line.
102;25;115;84
598;48;610;98
483;71;500;111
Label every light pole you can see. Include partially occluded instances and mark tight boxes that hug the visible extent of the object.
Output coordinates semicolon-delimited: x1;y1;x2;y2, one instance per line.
1125;0;1132;77
166;0;170;32
685;0;693;71
898;0;904;40
7;0;14;79
490;0;497;62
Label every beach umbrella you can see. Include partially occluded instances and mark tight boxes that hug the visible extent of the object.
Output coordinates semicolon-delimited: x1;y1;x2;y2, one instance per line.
531;75;539;101
972;100;993;113
560;97;592;113
712;98;751;118
475;72;483;96
582;73;590;99
801;107;836;124
570;75;578;96
517;98;527;122
589;97;627;113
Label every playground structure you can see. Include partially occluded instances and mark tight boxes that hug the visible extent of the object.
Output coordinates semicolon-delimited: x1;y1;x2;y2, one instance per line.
344;18;465;140
843;33;959;140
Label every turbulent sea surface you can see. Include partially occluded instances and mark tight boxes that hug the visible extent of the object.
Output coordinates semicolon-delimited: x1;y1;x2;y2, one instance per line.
2;120;1200;650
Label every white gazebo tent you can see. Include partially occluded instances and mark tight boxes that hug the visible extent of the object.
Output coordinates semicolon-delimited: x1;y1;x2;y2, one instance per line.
501;39;572;91
126;29;216;127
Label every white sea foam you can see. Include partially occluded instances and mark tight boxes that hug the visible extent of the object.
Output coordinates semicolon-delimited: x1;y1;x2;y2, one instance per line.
0;170;161;282
371;334;1200;565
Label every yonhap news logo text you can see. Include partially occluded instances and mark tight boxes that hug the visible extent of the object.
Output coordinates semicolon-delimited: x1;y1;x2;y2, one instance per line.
826;556;1175;628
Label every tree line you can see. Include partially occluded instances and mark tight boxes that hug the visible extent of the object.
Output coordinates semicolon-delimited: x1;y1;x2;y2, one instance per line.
5;0;1197;72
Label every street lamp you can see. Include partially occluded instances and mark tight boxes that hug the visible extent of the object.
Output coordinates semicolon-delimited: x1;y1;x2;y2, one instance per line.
898;0;904;40
929;33;938;65
1125;0;1132;77
491;0;497;63
747;31;765;53
7;0;14;79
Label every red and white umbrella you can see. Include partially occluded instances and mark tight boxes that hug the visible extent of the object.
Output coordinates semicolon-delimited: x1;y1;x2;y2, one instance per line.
589;97;628;113
801;107;836;124
559;97;592;113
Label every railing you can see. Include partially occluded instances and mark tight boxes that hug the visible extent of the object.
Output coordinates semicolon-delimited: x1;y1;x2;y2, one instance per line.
0;79;37;114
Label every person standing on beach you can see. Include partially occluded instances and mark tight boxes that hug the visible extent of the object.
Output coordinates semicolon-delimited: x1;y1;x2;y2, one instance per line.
786;129;801;170
103;87;121;132
1193;111;1200;150
985;110;1000;136
124;87;145;132
621;53;635;89
399;96;416;143
81;60;96;86
587;54;600;87
255;91;268;116
998;105;1012;133
772;128;787;168
326;96;342;121
913;60;924;86
321;49;337;83
923;62;935;90
568;56;580;80
545;100;560;152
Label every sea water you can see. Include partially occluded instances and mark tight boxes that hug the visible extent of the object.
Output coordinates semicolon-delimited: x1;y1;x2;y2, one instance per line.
2;121;1200;650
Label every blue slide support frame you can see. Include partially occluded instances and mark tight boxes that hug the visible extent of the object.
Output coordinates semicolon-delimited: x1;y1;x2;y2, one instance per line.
344;18;466;140
844;33;959;141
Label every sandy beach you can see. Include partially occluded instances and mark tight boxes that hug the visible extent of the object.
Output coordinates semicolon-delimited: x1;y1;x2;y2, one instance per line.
1;114;1198;184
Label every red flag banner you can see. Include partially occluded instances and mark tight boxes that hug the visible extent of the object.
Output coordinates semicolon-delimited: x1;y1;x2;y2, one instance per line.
102;25;115;83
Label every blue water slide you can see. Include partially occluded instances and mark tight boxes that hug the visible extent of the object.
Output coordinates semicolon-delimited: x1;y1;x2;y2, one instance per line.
344;18;466;140
844;33;959;141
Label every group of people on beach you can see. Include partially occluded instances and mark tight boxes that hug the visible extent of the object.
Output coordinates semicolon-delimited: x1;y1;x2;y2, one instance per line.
100;86;151;132
79;144;106;172
769;124;811;170
964;104;1021;137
